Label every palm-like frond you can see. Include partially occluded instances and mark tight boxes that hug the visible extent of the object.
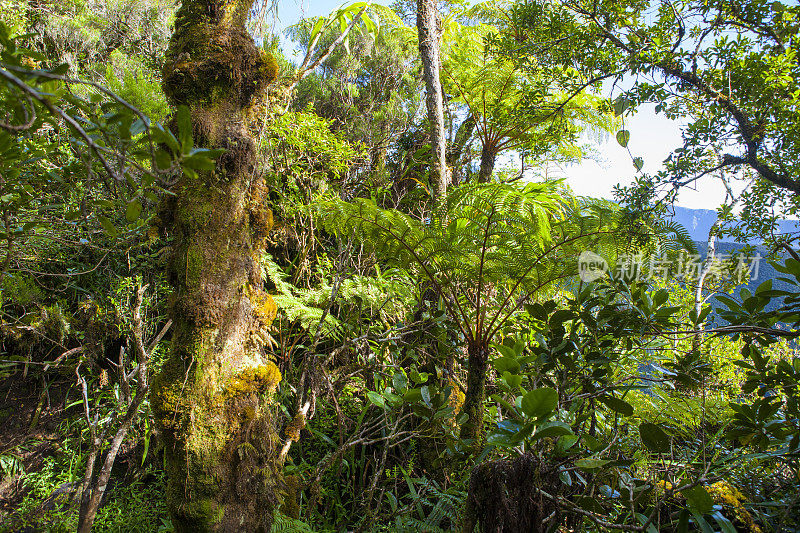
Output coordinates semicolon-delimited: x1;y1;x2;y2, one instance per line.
314;181;623;343
655;218;698;255
263;254;412;338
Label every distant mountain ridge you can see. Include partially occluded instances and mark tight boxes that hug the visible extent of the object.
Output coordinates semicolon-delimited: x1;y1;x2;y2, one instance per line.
665;208;796;319
670;206;800;243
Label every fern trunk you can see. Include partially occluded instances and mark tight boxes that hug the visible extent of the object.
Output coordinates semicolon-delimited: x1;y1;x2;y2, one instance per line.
478;144;498;183
150;1;281;531
459;342;489;446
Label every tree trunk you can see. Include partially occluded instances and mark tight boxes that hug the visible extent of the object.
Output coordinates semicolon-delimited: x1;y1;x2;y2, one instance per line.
417;0;448;199
151;2;281;531
478;144;498;183
459;342;489;446
448;114;476;186
463;454;566;533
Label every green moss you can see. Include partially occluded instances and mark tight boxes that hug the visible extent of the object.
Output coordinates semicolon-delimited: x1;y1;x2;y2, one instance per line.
162;18;276;108
248;285;277;326
155;2;283;529
189;498;224;526
0;272;43;306
279;475;301;519
176;191;213;228
224;363;281;398
184;244;204;290
150;326;205;433
260;49;279;83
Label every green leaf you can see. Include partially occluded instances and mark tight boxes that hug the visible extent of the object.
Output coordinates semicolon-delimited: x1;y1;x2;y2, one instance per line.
420;385;432;408
598;395;634;416
531;420;573;441
556;434;579;453
496;344;518;359
176;105;193;154
711;511;737;533
573;495;605;512
613;96;632;117
125;199;142;223
521;387;558;419
392;371;407;392
633;157;644;172
676;510;690;533
639;422;670;453
366;391;386;408
97;215;118;237
50;63;69;75
154;148;172;170
494;356;520;374
310;17;326;43
575;458;610;470
181;154;216;171
152;124;180;154
682;486;714;514
501;371;523;390
403;388;422;403
691;512;715;533
616;130;631;147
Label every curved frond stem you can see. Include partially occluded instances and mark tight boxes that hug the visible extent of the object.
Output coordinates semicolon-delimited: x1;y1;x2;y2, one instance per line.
483;229;613;342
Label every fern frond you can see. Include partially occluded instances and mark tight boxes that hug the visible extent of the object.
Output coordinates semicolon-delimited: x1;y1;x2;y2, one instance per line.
314;181;626;340
270;512;315;532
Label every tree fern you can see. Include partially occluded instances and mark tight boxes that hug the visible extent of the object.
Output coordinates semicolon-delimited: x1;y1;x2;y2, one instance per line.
314;181;629;440
655;218;698;255
315;181;620;343
314;180;684;441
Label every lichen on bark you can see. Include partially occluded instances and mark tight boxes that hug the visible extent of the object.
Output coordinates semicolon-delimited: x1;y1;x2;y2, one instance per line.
151;1;282;531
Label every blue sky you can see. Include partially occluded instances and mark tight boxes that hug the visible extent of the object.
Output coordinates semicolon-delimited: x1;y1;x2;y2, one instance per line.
274;0;348;33
273;0;723;210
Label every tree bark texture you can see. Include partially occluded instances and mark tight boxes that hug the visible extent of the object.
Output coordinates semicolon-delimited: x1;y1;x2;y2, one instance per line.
151;1;281;531
459;342;489;446
417;0;448;198
478;144;498;183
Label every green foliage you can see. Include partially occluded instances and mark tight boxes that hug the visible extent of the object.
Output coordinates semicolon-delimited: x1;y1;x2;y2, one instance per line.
289;7;419;190
316;181;623;344
2;1;799;531
715;258;800;460
11;458;168;532
0;453;23;480
264;253;412;338
0;21;221;255
267;110;365;179
28;0;174;75
445;13;617;177
103;50;169;122
377;473;464;532
0;272;42;307
508;0;800;246
271;512;315;532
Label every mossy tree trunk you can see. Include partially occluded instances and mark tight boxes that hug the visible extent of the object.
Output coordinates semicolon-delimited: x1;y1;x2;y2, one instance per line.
150;2;281;531
417;0;448;198
459;342;489;446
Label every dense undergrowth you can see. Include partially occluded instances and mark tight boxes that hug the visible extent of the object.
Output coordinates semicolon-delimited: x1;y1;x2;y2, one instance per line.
1;0;800;531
